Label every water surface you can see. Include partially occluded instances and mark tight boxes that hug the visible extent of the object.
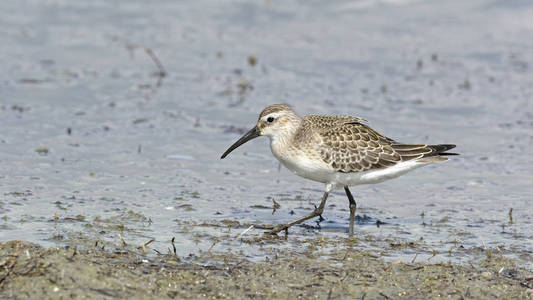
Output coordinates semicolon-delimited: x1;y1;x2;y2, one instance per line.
1;0;532;268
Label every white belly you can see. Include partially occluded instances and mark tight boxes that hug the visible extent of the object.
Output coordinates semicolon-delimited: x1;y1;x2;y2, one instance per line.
272;143;428;189
329;160;427;188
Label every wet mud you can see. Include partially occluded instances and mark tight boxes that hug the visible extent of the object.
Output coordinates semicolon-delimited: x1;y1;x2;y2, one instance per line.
1;240;531;299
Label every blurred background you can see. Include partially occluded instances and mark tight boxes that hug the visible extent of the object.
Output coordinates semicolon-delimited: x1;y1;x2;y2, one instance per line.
1;0;531;265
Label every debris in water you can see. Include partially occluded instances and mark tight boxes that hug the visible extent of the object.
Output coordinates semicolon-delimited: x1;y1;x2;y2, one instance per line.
248;54;257;67
36;147;49;155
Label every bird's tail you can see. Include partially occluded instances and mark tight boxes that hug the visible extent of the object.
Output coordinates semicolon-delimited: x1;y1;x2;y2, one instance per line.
427;144;458;156
417;144;458;163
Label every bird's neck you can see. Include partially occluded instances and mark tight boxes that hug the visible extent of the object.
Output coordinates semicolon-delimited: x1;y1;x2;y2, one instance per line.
269;118;302;156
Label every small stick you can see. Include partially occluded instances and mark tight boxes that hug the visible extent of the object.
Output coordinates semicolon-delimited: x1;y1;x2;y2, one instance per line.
252;224;274;230
340;272;350;282
144;238;155;247
385;259;402;271
236;225;254;239
119;234;127;247
144;47;166;75
272;199;280;214
171;237;177;256
342;248;350;261
144;47;166;87
139;238;155;253
208;239;219;252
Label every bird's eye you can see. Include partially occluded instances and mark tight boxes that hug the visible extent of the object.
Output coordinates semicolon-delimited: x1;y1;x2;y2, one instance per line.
267;117;274;123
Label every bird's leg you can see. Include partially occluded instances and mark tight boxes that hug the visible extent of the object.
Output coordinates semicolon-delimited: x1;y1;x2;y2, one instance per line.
314;204;325;222
344;186;357;237
268;191;329;234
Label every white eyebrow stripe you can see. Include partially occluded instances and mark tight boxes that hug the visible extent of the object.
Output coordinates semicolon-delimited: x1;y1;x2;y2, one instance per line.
261;112;281;121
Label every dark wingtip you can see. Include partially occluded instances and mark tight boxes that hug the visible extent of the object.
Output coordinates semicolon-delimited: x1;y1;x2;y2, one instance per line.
436;144;456;151
439;152;459;156
430;144;458;156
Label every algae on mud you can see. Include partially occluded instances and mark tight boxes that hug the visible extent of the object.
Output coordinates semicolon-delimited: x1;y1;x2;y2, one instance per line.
1;240;531;299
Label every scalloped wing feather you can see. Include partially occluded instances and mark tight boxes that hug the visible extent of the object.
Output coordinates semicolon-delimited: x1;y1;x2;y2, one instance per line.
307;116;443;173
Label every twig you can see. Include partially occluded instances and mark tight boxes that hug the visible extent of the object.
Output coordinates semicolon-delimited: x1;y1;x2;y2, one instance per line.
411;253;418;264
139;238;155;253
119;234;127;247
144;47;166;87
272;199;280;214
236;225;254;239
110;35;167;98
208;239;219;253
342;248;350;260
251;224;274;230
144;238;155;247
385;259;402;271
171;237;177;256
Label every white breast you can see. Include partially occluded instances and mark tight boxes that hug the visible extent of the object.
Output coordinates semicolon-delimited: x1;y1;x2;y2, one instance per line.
270;141;335;184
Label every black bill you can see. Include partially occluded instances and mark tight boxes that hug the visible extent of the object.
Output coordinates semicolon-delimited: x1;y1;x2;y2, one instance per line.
220;126;260;159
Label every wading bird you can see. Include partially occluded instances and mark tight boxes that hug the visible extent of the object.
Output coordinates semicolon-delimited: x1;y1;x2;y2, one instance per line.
221;104;456;236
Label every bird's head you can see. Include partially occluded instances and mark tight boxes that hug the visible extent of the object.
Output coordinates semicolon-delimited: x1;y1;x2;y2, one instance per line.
221;104;300;159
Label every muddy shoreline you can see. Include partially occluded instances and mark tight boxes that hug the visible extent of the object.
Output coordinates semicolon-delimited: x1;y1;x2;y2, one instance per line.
2;0;533;298
2;0;532;269
1;239;531;299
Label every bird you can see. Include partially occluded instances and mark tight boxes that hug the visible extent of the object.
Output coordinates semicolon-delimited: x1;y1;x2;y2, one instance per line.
221;104;457;236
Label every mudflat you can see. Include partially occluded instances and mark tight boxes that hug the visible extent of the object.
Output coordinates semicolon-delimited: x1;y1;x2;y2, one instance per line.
1;240;531;299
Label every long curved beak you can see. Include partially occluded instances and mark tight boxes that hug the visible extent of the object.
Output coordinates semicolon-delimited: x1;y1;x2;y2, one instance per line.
221;126;260;159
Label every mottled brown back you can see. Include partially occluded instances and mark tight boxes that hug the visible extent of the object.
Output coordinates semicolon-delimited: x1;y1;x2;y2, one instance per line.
299;115;454;173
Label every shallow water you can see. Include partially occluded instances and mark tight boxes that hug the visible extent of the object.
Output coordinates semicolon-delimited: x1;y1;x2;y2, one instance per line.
1;0;532;268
